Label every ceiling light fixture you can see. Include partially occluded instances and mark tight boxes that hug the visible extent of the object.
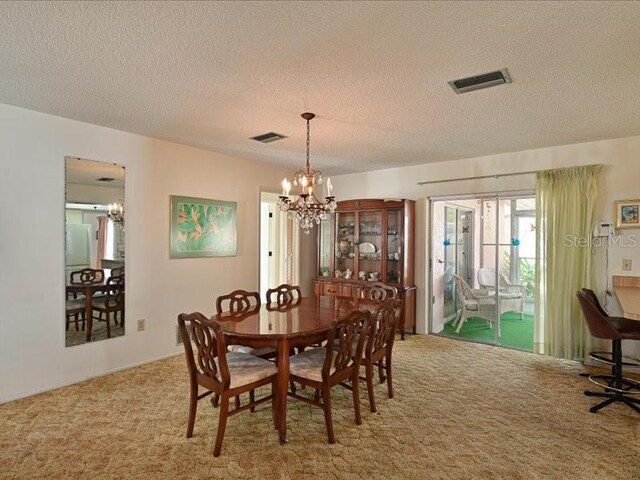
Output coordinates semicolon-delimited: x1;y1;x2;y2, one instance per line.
278;112;336;234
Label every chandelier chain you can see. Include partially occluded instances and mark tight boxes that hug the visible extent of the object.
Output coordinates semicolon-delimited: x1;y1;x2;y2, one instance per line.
306;117;311;169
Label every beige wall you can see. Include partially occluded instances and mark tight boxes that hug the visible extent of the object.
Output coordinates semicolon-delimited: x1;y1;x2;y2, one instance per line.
0;102;308;403
332;134;640;358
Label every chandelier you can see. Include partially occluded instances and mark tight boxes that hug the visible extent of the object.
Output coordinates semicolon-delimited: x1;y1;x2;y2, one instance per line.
278;112;336;234
108;199;125;228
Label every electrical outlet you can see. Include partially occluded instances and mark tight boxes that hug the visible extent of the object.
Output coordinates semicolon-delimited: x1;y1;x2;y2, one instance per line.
622;259;632;271
137;318;145;331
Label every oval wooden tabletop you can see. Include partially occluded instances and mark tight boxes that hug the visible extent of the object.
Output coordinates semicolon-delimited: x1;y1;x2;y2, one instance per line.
214;296;362;339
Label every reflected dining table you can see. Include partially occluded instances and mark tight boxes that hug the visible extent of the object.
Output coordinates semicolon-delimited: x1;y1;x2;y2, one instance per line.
214;295;376;444
66;269;118;341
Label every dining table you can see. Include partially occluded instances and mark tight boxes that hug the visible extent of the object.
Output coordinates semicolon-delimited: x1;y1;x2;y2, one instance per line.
66;268;120;341
214;294;377;444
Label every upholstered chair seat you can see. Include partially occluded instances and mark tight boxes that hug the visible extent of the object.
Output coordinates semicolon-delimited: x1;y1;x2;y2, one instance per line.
289;347;338;382
219;352;278;389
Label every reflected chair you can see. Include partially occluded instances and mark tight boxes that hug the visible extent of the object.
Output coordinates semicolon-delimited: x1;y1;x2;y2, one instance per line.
266;284;301;308
70;268;105;286
110;267;125;278
576;291;640;413
65;298;86;331
92;276;125;338
178;313;277;456
360;299;402;412
288;310;371;443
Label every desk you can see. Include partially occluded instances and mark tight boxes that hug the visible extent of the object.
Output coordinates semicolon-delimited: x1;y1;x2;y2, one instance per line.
215;295;374;443
613;276;640;320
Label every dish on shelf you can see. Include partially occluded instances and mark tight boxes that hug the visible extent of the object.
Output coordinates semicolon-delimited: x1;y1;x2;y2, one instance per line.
358;242;376;254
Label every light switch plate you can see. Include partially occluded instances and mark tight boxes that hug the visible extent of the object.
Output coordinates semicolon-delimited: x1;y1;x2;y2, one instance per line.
622;259;632;271
137;318;146;331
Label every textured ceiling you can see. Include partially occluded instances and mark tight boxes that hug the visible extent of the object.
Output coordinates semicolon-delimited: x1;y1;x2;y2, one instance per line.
1;1;640;175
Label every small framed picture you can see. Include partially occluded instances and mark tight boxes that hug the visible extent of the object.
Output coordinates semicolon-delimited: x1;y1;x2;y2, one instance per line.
614;199;640;229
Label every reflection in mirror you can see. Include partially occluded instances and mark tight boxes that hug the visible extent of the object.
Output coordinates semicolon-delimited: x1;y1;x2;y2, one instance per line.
65;157;125;347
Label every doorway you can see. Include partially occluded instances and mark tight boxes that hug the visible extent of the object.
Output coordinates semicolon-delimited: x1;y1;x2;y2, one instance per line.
431;194;536;352
259;191;299;300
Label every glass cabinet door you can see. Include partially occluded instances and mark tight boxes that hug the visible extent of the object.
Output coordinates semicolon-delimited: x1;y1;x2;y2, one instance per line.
386;209;402;284
319;217;331;277
335;212;356;279
358;210;383;282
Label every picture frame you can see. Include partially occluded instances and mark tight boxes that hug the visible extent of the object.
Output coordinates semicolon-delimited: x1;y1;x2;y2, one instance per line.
170;195;237;258
614;199;640;230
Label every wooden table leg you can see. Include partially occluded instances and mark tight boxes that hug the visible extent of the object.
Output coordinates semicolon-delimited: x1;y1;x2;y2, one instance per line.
277;337;290;444
85;289;93;342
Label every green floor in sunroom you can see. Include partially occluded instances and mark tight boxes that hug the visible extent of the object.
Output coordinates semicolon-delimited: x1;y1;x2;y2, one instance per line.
441;312;534;351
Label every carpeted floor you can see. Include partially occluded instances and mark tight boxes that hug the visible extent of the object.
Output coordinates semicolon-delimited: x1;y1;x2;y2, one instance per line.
1;335;639;479
441;312;534;351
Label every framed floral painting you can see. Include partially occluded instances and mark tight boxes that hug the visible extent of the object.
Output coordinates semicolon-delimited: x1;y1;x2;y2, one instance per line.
614;199;640;230
170;195;237;258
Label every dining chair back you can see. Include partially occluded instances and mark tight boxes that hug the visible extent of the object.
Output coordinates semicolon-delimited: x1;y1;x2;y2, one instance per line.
215;290;261;315
266;284;301;307
178;312;278;456
361;282;398;302
70;268;105;285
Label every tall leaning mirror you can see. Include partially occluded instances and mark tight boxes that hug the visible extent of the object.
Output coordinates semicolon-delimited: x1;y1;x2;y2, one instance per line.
65;156;125;347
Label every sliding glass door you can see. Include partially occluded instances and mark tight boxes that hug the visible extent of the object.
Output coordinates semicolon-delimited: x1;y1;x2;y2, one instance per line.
432;193;536;351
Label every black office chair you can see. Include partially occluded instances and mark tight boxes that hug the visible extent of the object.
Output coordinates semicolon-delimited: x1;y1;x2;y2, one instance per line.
576;290;640;413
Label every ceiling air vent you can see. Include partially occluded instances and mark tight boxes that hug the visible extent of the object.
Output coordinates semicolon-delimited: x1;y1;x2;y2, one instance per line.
96;177;115;182
449;68;511;94
250;132;288;143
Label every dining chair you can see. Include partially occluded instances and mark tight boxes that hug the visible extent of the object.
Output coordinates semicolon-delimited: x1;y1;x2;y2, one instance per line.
213;290;276;408
92;276;125;338
215;289;261;315
266;284;301;308
360;282;405;336
288;310;371;444
177;312;278;456
360;299;403;413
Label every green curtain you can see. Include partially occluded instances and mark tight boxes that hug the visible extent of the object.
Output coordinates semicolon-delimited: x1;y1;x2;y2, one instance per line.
534;165;602;359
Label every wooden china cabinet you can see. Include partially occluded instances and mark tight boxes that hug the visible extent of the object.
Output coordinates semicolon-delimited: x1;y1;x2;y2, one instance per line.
313;199;416;337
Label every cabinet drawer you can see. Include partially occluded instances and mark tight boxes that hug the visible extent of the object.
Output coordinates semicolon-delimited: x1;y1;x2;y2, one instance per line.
321;283;353;297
